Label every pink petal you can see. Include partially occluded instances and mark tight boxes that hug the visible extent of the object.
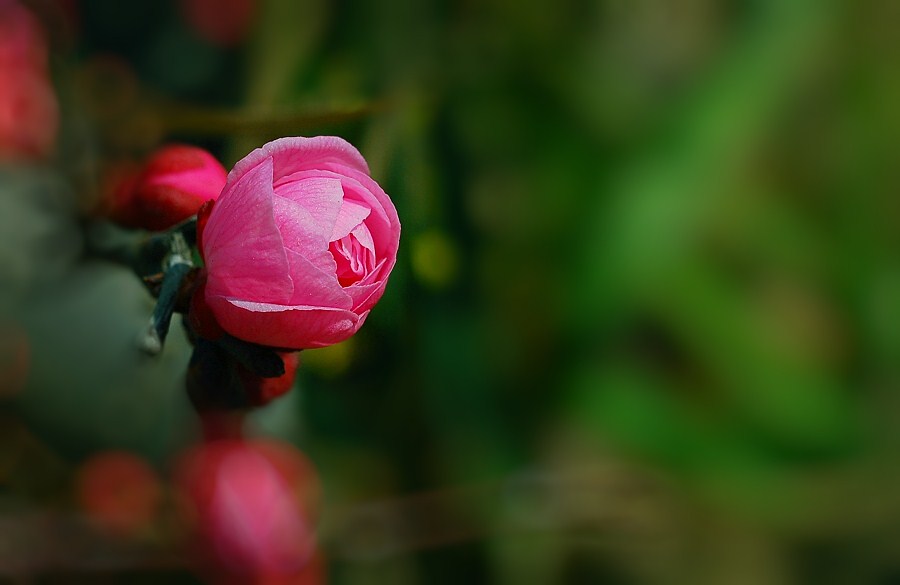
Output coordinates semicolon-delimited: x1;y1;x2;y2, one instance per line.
345;280;386;313
321;163;400;261
227;137;369;188
207;296;362;349
273;174;343;238
329;236;374;286
330;198;370;243
271;192;336;273
351;223;375;252
352;309;371;331
203;156;293;303
344;257;388;312
321;164;397;225
284;247;351;309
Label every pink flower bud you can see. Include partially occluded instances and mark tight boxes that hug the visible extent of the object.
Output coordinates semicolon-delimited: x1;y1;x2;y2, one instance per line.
200;136;401;349
108;144;227;231
0;0;58;161
174;439;323;584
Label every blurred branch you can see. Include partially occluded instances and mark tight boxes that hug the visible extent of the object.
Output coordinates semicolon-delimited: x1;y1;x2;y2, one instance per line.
0;511;182;577
322;464;676;561
0;465;669;577
158;102;385;138
3;457;900;580
83;219;197;277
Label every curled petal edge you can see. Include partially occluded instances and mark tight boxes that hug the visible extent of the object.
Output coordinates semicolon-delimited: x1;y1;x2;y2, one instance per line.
207;296;362;350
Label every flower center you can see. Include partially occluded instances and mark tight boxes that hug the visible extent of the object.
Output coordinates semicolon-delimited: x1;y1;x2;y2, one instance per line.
329;227;375;287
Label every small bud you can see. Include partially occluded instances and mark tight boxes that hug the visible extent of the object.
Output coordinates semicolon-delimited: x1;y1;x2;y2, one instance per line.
237;351;300;406
107;144;227;231
186;337;299;411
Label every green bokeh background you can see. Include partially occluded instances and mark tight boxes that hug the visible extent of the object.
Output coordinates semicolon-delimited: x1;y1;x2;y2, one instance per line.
3;0;900;583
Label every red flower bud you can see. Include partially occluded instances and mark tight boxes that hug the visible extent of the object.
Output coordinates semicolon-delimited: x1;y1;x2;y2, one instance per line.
107;144;227;231
236;350;299;407
185;327;299;410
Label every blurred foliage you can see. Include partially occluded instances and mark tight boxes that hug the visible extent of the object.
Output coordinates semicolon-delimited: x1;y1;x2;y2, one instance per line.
3;0;900;583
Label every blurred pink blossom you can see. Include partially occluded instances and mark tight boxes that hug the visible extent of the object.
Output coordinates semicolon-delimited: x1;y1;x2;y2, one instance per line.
0;0;58;161
175;438;322;584
76;451;163;536
180;0;257;47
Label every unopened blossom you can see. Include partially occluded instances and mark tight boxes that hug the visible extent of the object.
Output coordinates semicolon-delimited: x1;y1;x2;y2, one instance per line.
197;136;400;349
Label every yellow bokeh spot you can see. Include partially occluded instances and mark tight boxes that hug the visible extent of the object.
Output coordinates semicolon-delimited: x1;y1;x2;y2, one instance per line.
411;230;459;289
302;337;355;377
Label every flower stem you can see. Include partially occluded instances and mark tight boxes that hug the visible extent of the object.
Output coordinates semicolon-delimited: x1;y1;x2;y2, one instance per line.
138;261;193;355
